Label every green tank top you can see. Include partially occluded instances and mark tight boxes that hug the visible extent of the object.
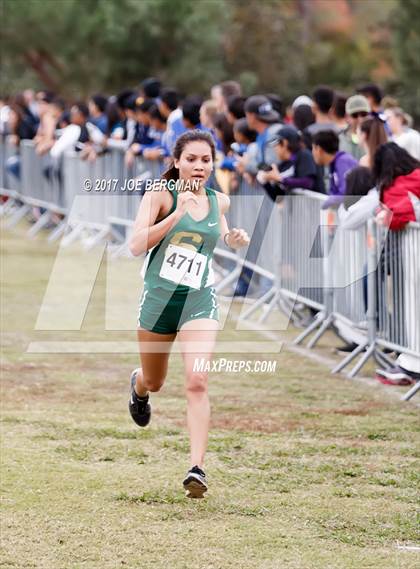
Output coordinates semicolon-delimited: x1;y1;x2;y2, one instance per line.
141;187;221;293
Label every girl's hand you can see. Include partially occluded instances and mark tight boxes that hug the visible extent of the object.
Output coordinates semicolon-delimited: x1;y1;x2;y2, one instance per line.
226;227;250;249
176;190;199;215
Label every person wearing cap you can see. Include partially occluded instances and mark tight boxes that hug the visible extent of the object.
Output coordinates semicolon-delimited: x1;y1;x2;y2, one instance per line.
292;95;313;110
339;94;371;160
258;126;320;199
283;96;313;127
244;95;281;175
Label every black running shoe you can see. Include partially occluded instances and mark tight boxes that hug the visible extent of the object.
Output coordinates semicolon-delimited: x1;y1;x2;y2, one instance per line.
128;369;151;427
183;465;208;499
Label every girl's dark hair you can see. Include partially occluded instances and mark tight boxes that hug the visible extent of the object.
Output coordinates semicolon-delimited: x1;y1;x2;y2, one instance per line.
359;116;387;164
162;130;216;181
233;117;257;142
213;112;234;154
343;166;375;208
373;142;420;193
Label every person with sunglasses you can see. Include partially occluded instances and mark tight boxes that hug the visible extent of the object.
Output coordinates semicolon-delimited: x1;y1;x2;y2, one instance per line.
339;94;371;160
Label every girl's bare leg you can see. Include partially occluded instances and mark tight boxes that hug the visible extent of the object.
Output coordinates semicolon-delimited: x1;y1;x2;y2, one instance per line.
135;327;177;395
177;319;219;468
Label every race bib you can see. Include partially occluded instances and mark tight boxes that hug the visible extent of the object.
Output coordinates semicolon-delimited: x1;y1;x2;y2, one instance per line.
159;244;207;289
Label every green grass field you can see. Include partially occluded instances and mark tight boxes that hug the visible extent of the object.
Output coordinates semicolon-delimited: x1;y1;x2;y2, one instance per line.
1;223;419;569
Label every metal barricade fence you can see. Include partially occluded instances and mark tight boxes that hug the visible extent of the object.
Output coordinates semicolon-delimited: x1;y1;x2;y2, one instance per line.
20;140;63;209
63;151;108;224
20;140;45;203
104;147;129;220
376;221;420;356
2;136;21;193
2;140;419;397
331;219;367;325
215;180;282;310
280;191;326;310
223;188;327;326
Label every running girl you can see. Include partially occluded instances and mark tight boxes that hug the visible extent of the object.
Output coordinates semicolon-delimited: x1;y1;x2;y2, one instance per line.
128;130;249;498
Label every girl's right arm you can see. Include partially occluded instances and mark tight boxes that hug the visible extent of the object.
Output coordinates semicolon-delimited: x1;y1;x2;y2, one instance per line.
129;190;198;256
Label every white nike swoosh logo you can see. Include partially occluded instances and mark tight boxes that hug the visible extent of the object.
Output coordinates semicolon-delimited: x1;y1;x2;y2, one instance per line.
208;222;218;227
193;310;206;317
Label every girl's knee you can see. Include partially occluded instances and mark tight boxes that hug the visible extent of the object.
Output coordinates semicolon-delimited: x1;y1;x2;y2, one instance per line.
185;371;208;394
142;373;166;392
148;383;164;392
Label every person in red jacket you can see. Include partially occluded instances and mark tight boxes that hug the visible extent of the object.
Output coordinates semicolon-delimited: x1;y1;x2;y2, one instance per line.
373;142;420;384
374;142;420;230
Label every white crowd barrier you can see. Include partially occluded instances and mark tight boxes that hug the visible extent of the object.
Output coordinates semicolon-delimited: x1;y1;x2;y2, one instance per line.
1;136;418;400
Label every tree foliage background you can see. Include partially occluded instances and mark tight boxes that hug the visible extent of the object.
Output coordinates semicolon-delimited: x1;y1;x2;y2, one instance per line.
1;0;419;118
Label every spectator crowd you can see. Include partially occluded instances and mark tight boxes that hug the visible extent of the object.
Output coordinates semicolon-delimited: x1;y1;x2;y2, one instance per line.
1;78;419;384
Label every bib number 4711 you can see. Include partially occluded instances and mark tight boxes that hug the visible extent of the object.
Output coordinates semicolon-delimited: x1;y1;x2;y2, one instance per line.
160;244;207;289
